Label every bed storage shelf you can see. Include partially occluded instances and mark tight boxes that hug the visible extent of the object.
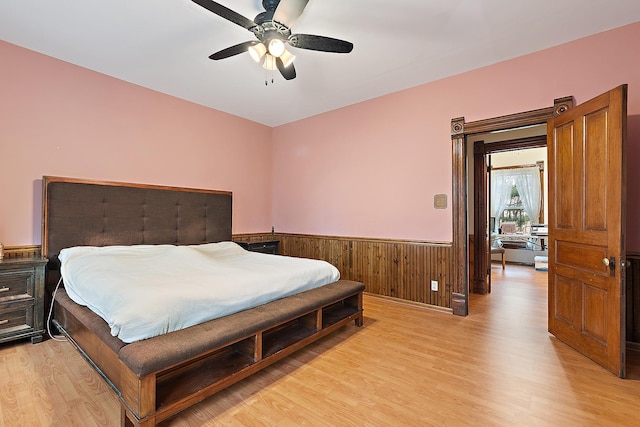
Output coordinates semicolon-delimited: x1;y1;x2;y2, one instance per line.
262;314;317;357
323;295;361;328
154;346;254;414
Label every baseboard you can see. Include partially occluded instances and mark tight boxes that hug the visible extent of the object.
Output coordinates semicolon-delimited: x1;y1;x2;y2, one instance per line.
364;292;453;314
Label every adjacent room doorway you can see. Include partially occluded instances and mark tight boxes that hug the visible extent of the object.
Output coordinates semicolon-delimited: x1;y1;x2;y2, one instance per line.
450;85;628;377
467;130;547;295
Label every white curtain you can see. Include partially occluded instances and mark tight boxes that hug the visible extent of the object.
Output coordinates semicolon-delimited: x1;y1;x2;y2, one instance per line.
491;166;542;229
513;166;541;225
491;170;515;232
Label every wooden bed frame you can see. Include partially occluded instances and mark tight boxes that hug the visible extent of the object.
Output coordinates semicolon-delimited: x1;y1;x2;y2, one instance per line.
42;176;364;426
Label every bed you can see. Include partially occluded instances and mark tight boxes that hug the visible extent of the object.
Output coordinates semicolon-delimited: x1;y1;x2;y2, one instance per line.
42;176;364;427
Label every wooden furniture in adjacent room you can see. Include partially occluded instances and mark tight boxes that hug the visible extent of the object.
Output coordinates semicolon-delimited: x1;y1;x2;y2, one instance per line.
491;246;506;269
500;221;517;234
0;257;48;344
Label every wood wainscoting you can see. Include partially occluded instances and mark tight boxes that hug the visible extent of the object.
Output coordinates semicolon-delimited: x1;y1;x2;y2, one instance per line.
11;239;453;310
0;245;41;260
10;241;640;326
234;233;453;309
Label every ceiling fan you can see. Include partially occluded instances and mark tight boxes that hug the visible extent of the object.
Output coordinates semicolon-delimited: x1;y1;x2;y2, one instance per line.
191;0;353;81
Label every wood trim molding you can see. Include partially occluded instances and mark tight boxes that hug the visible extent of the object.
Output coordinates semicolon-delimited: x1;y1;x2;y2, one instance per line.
451;130;468;315
451;292;467;316
234;232;452;246
476;135;547;153
233;233;281;243
1;245;41;259
463;96;573;136
366;293;453;314
473;141;489;294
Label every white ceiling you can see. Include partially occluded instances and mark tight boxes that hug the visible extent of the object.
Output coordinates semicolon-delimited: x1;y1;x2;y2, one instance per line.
2;1;640;127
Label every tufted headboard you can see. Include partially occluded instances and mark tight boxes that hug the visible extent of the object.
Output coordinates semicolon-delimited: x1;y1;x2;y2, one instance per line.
42;176;232;270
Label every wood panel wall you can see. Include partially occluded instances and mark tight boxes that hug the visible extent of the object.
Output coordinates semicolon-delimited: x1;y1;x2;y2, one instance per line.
234;233;453;309
8;242;639;326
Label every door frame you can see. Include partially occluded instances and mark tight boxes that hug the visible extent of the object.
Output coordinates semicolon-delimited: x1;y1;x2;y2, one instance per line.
472;135;547;295
449;96;574;316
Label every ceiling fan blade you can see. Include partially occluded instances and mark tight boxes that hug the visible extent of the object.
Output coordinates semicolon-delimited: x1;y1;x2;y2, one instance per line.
273;0;309;27
289;34;353;53
276;58;296;80
191;0;256;30
209;41;259;60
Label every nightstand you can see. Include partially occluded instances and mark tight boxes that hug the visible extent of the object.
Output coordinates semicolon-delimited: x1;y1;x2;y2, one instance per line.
0;257;48;344
237;240;280;255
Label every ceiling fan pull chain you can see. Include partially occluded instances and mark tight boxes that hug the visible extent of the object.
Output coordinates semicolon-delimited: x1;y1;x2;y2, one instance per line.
264;67;275;86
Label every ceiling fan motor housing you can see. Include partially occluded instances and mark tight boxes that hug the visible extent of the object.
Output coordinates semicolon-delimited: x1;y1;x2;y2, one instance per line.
262;0;280;12
251;21;291;44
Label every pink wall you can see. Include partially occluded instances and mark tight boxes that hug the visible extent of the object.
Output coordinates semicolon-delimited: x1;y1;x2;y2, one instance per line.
3;21;640;251
273;22;640;249
272;86;454;241
0;41;273;246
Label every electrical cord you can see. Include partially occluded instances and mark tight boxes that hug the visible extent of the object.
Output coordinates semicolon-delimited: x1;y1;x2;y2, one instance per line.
47;276;67;342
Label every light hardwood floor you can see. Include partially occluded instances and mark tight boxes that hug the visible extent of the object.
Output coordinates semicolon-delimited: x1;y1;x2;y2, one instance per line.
1;264;640;426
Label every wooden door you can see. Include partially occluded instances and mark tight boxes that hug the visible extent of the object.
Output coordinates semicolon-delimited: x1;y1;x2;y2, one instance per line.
547;85;627;377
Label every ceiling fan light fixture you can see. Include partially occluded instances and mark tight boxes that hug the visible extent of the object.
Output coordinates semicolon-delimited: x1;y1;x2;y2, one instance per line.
262;54;277;71
192;0;353;82
248;43;267;62
279;49;296;68
267;38;285;57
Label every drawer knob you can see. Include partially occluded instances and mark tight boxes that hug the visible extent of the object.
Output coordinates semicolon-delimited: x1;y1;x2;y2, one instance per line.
0;286;9;293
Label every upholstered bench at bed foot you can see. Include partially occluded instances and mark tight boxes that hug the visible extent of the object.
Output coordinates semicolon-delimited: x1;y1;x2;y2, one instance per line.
53;279;365;427
117;280;364;376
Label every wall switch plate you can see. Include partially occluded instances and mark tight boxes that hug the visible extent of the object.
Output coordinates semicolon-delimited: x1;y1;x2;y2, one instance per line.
433;194;447;209
431;280;438;291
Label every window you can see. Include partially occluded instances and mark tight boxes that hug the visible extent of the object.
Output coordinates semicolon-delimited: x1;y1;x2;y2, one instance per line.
491;163;544;234
499;185;530;233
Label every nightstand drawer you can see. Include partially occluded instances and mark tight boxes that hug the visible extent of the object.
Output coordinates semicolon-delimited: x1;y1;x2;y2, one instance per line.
0;268;34;302
0;305;34;336
0;257;47;344
237;240;280;255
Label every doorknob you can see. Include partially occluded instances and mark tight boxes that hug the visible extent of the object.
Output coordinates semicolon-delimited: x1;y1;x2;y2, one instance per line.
603;256;616;274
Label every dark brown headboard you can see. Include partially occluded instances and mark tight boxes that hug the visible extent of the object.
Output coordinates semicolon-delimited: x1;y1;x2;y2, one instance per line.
42;176;232;269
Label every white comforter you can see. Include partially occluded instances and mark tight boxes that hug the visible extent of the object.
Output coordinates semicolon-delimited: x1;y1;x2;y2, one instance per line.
59;242;340;343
